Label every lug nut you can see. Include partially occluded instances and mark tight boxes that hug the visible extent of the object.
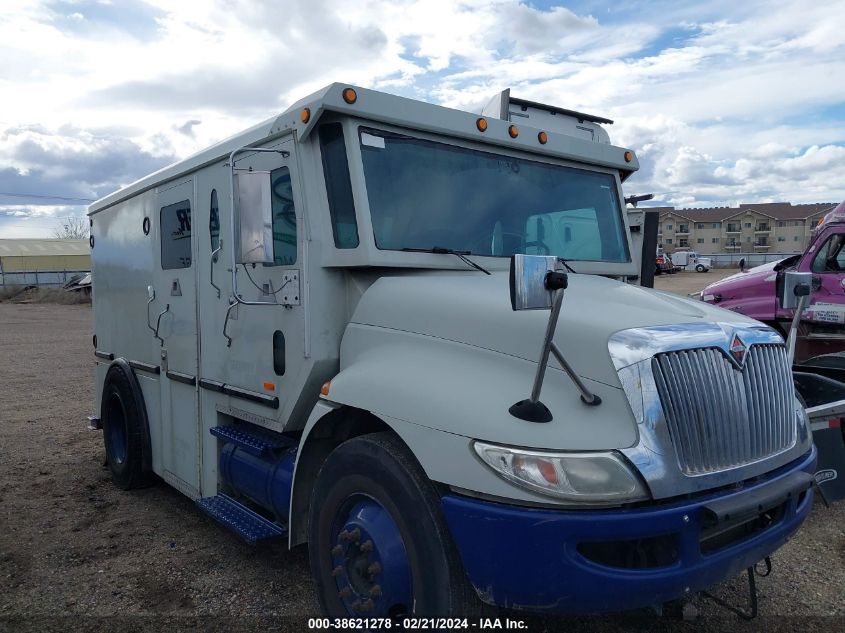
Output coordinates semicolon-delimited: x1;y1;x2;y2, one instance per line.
339;530;352;542
370;585;382;597
360;540;374;553
351;600;362;612
331;545;344;557
349;528;361;541
338;586;352;598
367;562;382;577
360;598;374;612
331;565;344;577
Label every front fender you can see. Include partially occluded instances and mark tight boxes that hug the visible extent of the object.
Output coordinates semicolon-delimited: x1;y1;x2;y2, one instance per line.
290;400;565;548
327;323;637;452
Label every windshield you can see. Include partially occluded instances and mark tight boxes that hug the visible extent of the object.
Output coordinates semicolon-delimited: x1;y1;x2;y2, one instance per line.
358;127;629;262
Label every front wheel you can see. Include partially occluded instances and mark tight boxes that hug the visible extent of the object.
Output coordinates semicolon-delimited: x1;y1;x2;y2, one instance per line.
696;264;706;272
308;432;480;618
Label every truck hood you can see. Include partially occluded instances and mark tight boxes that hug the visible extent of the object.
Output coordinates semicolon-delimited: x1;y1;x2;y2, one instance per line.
349;270;760;387
702;259;785;297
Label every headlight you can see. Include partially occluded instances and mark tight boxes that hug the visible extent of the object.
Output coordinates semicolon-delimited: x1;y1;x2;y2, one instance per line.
472;441;649;505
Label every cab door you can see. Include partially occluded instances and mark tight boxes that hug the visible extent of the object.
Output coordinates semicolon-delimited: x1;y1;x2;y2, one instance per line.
154;178;200;497
195;139;307;495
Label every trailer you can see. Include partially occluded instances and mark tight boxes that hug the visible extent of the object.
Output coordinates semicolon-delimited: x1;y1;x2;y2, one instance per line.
88;84;816;618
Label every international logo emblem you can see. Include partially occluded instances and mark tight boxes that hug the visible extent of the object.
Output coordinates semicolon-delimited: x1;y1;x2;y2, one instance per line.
729;334;747;367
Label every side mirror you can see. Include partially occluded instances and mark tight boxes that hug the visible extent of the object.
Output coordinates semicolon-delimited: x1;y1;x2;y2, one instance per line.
509;254;560;310
147;285;155;301
234;171;274;264
739;257;746;272
780;271;813;309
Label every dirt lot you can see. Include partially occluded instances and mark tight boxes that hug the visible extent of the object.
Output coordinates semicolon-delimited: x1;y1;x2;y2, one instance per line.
653;268;736;296
1;298;843;632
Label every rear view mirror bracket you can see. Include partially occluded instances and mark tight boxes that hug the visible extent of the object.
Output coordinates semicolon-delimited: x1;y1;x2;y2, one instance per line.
508;255;601;423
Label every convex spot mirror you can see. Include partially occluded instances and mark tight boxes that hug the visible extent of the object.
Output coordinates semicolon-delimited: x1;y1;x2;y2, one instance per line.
780;270;813;309
235;171;274;264
510;254;562;311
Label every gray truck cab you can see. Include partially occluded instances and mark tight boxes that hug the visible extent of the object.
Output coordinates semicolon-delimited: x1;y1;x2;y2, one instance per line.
89;84;816;618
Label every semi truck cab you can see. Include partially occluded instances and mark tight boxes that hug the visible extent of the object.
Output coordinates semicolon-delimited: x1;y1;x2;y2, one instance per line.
89;84;816;618
701;201;845;361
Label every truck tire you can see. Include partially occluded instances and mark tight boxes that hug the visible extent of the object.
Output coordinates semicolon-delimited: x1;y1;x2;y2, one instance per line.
696;264;706;272
308;432;480;618
100;363;150;490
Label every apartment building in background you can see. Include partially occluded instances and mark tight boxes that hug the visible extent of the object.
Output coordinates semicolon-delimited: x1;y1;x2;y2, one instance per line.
651;202;836;254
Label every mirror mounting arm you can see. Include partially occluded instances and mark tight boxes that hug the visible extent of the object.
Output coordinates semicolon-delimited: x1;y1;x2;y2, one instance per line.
510;268;601;423
227;145;290;310
224;145;290;346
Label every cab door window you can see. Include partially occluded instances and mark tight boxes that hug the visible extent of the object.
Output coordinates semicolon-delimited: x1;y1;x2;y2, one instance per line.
811;234;845;273
270;167;297;265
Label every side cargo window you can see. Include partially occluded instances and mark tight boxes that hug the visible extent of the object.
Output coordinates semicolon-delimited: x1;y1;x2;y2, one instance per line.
210;189;220;251
161;199;192;269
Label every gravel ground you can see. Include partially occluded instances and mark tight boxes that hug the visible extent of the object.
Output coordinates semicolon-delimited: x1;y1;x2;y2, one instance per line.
653;268;737;296
0;301;843;633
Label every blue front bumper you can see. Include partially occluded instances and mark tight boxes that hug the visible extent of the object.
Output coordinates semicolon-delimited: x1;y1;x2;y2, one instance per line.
441;447;816;614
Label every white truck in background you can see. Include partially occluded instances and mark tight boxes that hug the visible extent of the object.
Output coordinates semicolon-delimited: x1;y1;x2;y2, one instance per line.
88;83;815;618
671;250;711;272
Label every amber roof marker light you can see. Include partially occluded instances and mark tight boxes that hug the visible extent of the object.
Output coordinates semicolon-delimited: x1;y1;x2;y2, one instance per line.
476;117;488;132
624;150;634;162
300;108;311;124
508;124;519;138
538;131;548;144
342;87;358;104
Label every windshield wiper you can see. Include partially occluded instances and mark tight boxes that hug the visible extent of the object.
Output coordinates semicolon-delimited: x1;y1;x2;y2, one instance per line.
556;257;578;274
402;247;491;275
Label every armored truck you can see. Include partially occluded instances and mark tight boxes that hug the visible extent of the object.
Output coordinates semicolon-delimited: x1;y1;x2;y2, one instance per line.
88;84;816;617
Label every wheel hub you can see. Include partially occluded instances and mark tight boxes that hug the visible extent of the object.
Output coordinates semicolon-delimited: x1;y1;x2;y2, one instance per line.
331;497;411;616
105;392;128;464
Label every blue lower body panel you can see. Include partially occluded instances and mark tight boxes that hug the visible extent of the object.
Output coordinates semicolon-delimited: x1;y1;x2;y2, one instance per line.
441;447;816;614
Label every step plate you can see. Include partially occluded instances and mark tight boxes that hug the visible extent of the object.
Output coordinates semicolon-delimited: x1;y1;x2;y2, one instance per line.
210;425;290;456
196;494;285;545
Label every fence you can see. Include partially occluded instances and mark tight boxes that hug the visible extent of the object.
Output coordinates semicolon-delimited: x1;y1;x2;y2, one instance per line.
0;269;90;287
704;253;793;269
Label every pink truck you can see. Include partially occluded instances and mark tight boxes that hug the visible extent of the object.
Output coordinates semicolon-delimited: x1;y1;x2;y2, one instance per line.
701;200;845;363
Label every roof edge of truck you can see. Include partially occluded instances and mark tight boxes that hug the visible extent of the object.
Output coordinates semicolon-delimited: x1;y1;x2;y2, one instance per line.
89;83;638;215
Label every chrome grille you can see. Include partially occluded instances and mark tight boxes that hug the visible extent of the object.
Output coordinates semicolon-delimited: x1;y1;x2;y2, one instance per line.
652;344;796;476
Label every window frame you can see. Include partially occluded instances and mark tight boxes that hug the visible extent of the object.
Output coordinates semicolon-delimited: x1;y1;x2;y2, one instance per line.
356;125;632;264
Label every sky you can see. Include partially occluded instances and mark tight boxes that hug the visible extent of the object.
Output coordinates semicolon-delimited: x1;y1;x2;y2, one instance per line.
1;0;844;238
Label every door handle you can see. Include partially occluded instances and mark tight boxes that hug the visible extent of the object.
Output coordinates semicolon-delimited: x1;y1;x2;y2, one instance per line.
154;304;171;347
210;243;222;298
146;288;157;336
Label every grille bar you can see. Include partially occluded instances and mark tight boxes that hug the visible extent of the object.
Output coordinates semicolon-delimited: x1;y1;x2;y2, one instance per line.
653;344;796;475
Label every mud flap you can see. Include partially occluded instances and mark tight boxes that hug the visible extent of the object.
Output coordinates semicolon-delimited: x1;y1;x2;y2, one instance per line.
813;426;845;502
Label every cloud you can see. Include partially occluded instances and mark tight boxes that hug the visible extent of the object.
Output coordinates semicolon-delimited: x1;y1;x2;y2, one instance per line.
176;119;201;137
1;0;844;238
0;124;174;207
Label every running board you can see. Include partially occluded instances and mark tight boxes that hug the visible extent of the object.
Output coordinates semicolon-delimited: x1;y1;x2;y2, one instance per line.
196;494;285;544
209;424;293;456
